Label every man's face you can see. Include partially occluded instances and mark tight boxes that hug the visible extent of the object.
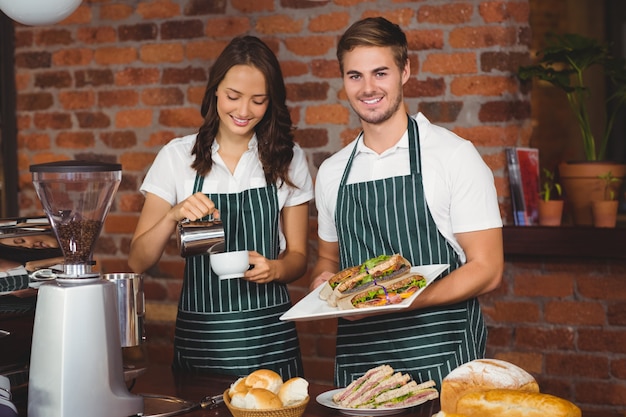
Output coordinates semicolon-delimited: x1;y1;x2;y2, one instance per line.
341;46;409;125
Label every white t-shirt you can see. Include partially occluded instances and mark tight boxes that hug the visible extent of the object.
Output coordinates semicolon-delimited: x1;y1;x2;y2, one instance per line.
141;133;314;252
315;113;502;263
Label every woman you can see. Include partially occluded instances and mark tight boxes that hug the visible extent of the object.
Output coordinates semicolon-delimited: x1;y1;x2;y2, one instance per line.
128;36;313;379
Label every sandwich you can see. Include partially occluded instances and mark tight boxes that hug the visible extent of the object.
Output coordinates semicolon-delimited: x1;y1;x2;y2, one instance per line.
337;273;427;310
332;364;438;410
319;254;411;307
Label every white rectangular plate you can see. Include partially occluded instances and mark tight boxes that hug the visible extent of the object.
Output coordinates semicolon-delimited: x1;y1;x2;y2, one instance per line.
280;264;449;322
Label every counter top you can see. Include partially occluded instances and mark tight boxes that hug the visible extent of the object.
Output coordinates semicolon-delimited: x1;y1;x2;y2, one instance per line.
130;365;441;417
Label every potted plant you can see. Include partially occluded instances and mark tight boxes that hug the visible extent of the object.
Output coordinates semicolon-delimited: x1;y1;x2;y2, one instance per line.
591;171;620;228
518;32;626;225
538;168;564;226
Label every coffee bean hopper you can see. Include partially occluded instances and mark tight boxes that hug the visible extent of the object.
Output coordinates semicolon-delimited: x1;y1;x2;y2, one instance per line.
27;161;143;417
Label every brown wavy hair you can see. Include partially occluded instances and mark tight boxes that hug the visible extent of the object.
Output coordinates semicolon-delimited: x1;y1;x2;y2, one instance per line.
193;36;296;188
337;17;408;75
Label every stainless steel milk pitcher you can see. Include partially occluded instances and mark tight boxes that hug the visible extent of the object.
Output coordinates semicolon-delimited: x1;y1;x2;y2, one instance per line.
176;219;225;257
102;273;145;347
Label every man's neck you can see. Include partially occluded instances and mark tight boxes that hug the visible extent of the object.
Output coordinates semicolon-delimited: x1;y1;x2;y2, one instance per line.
361;111;409;154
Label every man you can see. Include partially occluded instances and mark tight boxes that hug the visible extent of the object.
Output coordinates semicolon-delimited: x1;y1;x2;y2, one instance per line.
310;17;504;388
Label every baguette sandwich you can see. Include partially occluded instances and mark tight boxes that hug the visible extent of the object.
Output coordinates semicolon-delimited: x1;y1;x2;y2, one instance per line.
319;254;411;307
337;273;427;310
332;364;438;410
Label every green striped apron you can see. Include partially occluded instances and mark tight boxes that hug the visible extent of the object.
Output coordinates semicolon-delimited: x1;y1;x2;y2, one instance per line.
334;116;486;388
173;174;303;379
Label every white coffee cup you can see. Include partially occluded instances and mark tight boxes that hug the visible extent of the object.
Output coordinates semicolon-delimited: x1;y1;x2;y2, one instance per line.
210;250;249;279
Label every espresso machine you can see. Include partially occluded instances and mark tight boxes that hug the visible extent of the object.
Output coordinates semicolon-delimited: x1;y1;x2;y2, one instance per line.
27;161;143;417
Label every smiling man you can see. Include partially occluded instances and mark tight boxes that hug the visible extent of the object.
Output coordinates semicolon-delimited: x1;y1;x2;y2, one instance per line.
309;17;504;388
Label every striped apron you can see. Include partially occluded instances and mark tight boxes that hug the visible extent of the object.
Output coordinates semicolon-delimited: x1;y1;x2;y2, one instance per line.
334;116;486;388
173;174;303;379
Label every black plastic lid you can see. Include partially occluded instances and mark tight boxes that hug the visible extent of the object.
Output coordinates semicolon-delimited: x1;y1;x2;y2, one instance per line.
30;160;122;173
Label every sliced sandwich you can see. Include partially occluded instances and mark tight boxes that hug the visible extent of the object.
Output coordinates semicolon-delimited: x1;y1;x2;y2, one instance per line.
332;364;438;410
337;273;427;310
321;254;411;307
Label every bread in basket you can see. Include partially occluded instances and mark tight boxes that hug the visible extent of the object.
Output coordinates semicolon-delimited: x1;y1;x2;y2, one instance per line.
223;390;309;417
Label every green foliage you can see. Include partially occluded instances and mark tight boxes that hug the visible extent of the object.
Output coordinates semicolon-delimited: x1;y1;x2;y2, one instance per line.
540;168;562;202
598;171;620;200
518;33;626;161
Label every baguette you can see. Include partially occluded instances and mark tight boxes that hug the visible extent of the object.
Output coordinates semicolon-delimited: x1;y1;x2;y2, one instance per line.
455;389;581;417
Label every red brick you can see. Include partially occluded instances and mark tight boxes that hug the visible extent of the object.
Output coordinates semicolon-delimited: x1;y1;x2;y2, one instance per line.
141;87;185;106
405;29;444;51
607;302;626;326
98;90;140;108
56;131;95;148
305;104;350;125
119;23;158;41
479;1;530;24
449;26;519;48
17;92;53;111
186;40;228;61
75;69;114;87
612;358;626;379
146;131;177;147
284;36;335;56
52;48;93;66
286;82;329;102
578;275;626;301
454;125;519;147
293;128;328;148
35;29;73;46
76;111;111;129
451;75;518;96
481;51;529;73
418;101;463;123
494;351;542;374
362;8;415;26
256;15;304;34
115;68;160;86
101;131;138;149
58;91;95;110
204;17;251;37
20;133;51;151
575;381;626;407
546;301;606;325
15;51;51;69
231;0;274;13
311;59;341;79
487;300;540;323
137;0;181;20
578;329;626;354
162;66;207;84
161;20;204;39
546;353;609;379
105;214;139;234
309;12;350;33
119;193;145;213
59;4;91;24
120;152;158;171
15;73;30;92
418;3;473;24
479;100;531;122
14;30;33;48
140;43;185;63
33;113;72;130
158;108;203;128
422;52;477;74
281;60;308;78
183;0;226;15
100;3;135;20
34;71;72;89
115;109;153;129
76;26;117;44
187;86;205;105
516;326;576;350
404;77;445;98
514;272;574;297
94;47;137;65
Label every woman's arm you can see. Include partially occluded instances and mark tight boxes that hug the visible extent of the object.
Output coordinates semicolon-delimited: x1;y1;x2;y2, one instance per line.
245;202;309;284
128;192;219;273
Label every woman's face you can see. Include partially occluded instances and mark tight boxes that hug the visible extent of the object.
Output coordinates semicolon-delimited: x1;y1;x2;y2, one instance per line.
215;64;269;141
0;233;59;249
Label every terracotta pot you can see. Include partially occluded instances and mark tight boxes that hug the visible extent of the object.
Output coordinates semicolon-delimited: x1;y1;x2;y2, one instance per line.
538;200;564;226
591;200;619;228
558;162;626;226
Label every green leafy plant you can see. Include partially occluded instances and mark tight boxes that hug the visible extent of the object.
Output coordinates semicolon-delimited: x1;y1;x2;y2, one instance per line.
518;33;626;161
598;171;620;200
540;168;562;202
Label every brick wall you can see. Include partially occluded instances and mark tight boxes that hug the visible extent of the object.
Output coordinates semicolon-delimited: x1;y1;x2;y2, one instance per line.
9;0;626;414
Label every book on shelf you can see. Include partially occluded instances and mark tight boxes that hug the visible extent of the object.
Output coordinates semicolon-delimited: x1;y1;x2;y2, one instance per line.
506;147;540;226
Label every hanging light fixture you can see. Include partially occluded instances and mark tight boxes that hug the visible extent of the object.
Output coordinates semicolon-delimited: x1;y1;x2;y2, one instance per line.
0;0;82;26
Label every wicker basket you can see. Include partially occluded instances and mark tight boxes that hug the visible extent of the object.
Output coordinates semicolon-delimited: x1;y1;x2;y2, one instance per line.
223;390;309;417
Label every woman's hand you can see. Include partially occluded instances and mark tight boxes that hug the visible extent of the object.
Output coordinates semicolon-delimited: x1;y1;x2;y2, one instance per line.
168;192;220;222
243;251;276;284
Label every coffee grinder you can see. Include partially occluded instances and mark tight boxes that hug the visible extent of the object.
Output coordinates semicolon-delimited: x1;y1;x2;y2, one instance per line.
27;161;143;417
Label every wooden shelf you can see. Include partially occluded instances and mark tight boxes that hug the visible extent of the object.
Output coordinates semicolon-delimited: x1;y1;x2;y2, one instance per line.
503;225;626;260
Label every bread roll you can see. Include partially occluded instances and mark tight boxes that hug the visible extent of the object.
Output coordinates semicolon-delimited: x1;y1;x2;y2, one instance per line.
245;369;283;394
228;377;248;397
229;392;247;408
242;388;283;409
440;359;539;413
278;377;309;406
456;389;581;417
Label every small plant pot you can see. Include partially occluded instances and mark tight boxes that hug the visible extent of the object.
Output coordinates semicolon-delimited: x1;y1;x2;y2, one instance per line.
591;200;619;228
538;200;564;226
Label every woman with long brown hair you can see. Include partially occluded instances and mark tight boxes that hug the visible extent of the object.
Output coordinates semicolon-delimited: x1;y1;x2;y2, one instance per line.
129;36;312;379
